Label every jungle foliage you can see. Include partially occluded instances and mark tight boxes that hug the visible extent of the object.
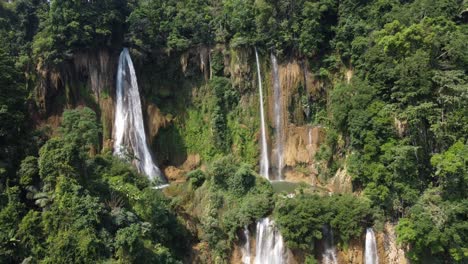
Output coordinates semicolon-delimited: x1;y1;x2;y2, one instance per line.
0;0;467;263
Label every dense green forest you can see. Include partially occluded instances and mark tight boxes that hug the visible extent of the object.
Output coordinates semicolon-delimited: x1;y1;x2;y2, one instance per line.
0;0;467;263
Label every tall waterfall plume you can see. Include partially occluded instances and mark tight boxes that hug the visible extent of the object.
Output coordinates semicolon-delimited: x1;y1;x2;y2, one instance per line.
365;228;379;264
241;226;251;264
271;53;284;180
254;218;286;264
113;48;164;183
322;225;338;264
308;127;313;146
255;48;270;179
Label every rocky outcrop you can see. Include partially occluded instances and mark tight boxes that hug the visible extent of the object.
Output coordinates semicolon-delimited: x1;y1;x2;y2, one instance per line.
327;167;353;194
73;49;115;100
267;59;300;128
146;103;170;144
164;166;185;182
338;238;364;264
180;46;211;81
230;243;244;264
281;125;326;184
100;97;115;150
378;223;409;264
190;242;213;264
266;58;322;127
35;66;62;115
283;169;318;185
346;69;353;84
263;56;326;183
35;49;118;144
36;49;116;113
394;117;408;138
163;154;201;183
182;154;201;171
225;47;254;93
283;125;325;167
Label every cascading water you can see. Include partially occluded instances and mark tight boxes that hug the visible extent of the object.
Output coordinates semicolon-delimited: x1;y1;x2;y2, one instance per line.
254;218;286;264
308;127;313;147
114;48;164;183
241;226;251;264
322;225;338;264
255;48;270;179
271;53;284;180
365;228;379;264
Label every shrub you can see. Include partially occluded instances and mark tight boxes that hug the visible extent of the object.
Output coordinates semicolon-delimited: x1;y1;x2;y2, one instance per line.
187;169;206;188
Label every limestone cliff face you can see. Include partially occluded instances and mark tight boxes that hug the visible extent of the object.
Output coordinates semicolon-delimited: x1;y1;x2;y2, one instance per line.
225;47;254;93
132;48;327;178
33;46;346;195
283;125;324;167
33;46;350;197
34;49;118;143
282;125;326;184
230;222;410;264
337;223;409;264
378;223;409;264
338;238;364;264
229;227;297;264
230;242;244;264
327;167;353;194
146;103;170;144
262;57;325;183
100;97;115;150
179;46;211;81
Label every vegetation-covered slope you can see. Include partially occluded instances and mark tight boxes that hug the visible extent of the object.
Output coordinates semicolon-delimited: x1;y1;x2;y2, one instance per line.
0;0;467;263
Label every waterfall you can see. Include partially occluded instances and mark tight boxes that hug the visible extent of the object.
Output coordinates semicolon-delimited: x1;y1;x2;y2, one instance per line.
271;53;284;180
365;228;379;264
308;127;313;147
255;48;270;179
322;226;338;264
254;218;286;264
241;226;251;264
114;48;164;183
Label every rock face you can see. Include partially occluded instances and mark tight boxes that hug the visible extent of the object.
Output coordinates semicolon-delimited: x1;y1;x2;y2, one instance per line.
346;69;353;84
327;167;353;194
163;166;185;182
146;103;170;144
284;125;325;167
281;125;326;184
338;238;364;264
35;49;118;142
182;154;201;171
163;154;201;183
230;242;244;264
394;117;408;138
267;59;300;135
36;49;116;113
100;97;115;150
231;222;296;264
190;242;213;264
34;47;350;194
330;223;409;264
230;222;410;264
378;223;409;264
263;56;327;183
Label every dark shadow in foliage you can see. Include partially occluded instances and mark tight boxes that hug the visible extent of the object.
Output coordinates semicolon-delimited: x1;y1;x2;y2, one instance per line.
153;124;187;167
187;169;206;189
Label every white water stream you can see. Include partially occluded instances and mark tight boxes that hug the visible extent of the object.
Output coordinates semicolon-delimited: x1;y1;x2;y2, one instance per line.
254;218;287;264
114;48;164;183
365;228;379;264
255;48;270;179
271;53;284;180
